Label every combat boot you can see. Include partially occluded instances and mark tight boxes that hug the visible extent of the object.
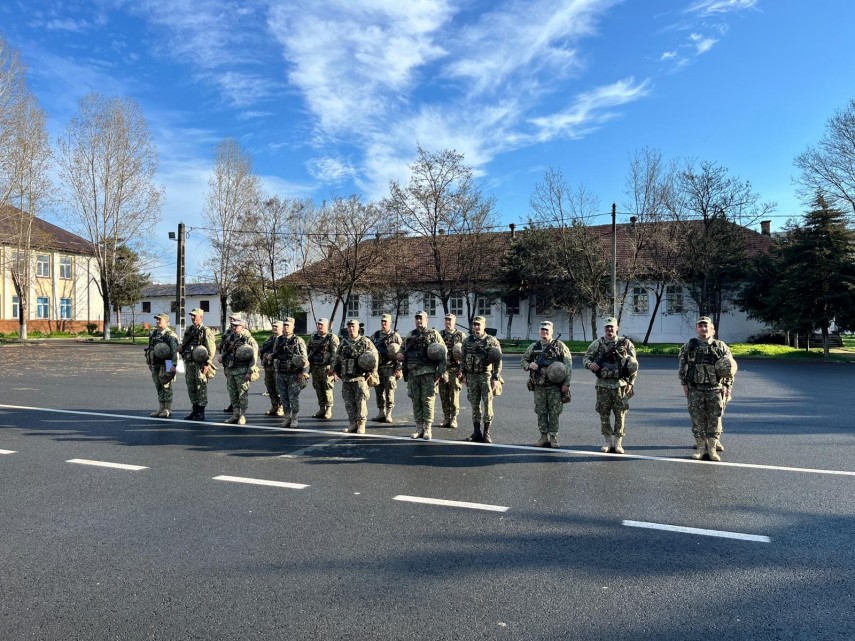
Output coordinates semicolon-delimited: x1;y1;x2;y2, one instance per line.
265;404;279;416
449;414;458;429
422;423;432;440
196;406;206;422
183;405;199;421
482;421;493;443
411;422;425;440
614;437;625;454
534;433;549;447
691;435;706;460
706;438;721;462
356;420;366;434
465;421;483;442
323;406;333;419
281;414;293;428
312;408;325;419
372;409;386;422
237;409;246;426
290;413;299;429
384;408;394;424
224;409;241;424
548;433;559;448
223;404;233;413
440;415;452;428
600;436;614;453
150;402;164;417
716;439;725;452
157;403;172;418
343;421;358;433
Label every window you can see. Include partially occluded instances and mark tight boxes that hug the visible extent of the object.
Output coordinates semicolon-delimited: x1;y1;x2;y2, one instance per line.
36;255;50;278
60;298;72;319
59;256;73;280
200;300;210;313
476;296;494;316
170;300;177;313
141;301;151;313
346;294;360;317
421;293;437;316
37;296;50;319
666;285;685;314
371;295;387;317
12;296;19;319
533;295;549;315
632;286;649;314
449;295;465;317
397;294;409;317
505;300;520;316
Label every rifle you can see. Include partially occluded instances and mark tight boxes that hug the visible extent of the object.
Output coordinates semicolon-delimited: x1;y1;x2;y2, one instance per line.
528;333;562;389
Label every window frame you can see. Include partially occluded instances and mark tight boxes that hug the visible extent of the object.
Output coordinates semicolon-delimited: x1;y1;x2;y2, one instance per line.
37;296;50;319
60;298;72;319
36;254;51;278
59;256;73;280
632;286;650;315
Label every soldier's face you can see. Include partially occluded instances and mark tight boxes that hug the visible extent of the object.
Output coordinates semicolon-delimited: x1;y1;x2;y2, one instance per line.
346;323;359;338
415;316;427;329
381;319;390;331
540;327;552;341
273;325;284;336
444;318;454;330
317;322;327;335
472;322;484;337
155;317;168;330
696;322;712;339
190;314;202;327
604;324;616;339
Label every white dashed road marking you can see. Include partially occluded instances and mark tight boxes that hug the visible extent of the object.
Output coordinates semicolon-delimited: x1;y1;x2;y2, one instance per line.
66;458;148;471
622;520;771;543
394;495;509;513
0;449;16;455
213;475;309;489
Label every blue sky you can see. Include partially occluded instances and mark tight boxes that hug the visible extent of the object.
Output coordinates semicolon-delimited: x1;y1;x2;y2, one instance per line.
3;0;854;282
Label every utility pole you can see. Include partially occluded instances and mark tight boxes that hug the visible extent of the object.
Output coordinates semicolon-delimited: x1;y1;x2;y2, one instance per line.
174;222;186;340
611;202;617;318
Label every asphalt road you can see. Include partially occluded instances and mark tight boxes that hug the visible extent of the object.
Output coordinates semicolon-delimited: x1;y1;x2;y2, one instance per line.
1;342;853;640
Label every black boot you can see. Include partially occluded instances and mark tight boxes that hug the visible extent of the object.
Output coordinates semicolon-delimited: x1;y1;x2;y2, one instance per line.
465;421;483;442
195;406;206;422
183;404;199;421
482;421;493;443
223;404;233;413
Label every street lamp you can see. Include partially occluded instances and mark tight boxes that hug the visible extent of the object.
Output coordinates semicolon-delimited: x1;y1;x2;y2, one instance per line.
169;223;186;340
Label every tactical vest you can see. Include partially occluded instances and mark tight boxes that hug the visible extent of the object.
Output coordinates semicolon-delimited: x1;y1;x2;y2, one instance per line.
463;334;493;374
222;330;252;368
147;329;176;365
372;330;394;362
404;329;433;366
686;338;725;387
307;332;334;365
594;337;628;379
273;334;302;373
339;336;371;377
528;339;563;385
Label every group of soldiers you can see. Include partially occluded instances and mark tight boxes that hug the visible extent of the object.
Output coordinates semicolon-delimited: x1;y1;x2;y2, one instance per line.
145;308;737;461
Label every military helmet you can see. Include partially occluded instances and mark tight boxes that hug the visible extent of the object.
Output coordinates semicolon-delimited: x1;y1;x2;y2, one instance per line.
546;361;568;383
387;342;401;359
427;341;447;361
622;356;639;376
486;346;502;366
153;342;172;360
292;354;308;369
191;345;209;364
357;351;377;370
234;344;254;363
714;355;737;378
451;342;463;360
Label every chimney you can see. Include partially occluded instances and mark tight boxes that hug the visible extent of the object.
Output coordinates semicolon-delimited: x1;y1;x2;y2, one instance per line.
509;223;516;239
760;220;771;236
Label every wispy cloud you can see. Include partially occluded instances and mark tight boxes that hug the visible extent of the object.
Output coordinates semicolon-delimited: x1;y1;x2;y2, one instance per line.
687;0;759;17
307;156;356;184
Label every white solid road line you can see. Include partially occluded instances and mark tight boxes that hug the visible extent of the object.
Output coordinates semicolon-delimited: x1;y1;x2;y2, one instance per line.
66;458;148;471
394;494;510;512
0;449;17;455
622;519;772;543
213;475;309;489
3;404;855;478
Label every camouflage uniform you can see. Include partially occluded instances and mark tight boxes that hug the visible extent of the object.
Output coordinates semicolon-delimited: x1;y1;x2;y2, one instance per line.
218;325;236;413
678;330;735;460
460;322;502;443
583;333;637;451
371;321;403;422
219;321;258;425
307;323;339;419
403;315;447;440
333;322;378;434
146;319;179;417
178;315;217;420
521;333;572;446
438;324;467;428
259;331;282;415
271;328;309;427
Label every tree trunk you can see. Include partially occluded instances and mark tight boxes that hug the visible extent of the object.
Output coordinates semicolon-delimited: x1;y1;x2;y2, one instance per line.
822;326;830;359
589;308;598;341
219;293;229;333
643;295;664;346
102;293;112;340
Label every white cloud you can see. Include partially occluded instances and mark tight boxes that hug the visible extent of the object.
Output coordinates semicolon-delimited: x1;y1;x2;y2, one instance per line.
687;0;759;17
689;32;718;54
307;157;356;184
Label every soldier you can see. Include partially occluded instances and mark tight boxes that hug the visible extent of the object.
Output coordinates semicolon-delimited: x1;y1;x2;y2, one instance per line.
401;310;446;440
459;316;502;443
145;312;179;418
178;308;217;421
217;314;258;425
307;318;339;419
370;313;403;423
218;313;238;413
260;320;285;417
582;317;638;454
521;321;572;448
438;313;467;429
332;318;378;434
678;316;736;462
271;317;309;428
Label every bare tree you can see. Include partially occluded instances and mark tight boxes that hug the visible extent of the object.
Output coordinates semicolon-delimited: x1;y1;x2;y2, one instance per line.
201;138;261;331
384;146;497;314
794;99;855;218
57;92;162;340
301;195;391;332
0;35;27;208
